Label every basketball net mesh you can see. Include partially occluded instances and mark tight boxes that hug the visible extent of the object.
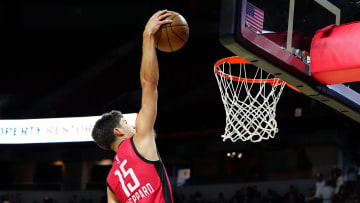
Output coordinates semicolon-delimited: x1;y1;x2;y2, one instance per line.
214;59;286;142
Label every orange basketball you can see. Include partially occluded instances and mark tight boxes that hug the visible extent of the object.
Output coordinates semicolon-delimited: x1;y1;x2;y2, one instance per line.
155;11;189;52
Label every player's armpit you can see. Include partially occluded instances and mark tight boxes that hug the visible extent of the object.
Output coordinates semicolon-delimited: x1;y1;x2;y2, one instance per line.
133;132;159;161
133;82;159;161
107;187;121;203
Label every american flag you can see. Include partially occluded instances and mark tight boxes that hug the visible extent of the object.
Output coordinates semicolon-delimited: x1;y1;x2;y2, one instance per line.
245;2;264;34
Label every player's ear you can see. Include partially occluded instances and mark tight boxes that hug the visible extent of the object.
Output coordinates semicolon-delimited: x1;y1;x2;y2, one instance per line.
114;128;125;137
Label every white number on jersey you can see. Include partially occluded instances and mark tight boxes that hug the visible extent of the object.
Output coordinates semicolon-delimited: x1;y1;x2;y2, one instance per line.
114;158;140;197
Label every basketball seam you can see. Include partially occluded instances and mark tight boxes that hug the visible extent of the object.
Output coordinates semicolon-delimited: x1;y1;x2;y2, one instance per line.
165;24;173;52
170;14;180;20
168;14;187;27
167;13;182;52
170;25;187;43
169;14;187;44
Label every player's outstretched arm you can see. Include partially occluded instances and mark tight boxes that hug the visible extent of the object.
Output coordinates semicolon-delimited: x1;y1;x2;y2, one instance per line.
134;10;172;161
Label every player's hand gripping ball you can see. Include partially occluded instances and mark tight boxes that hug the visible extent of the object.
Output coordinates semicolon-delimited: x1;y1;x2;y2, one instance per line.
154;11;189;52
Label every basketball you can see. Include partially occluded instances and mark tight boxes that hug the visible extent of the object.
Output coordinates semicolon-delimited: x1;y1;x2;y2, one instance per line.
155;11;189;52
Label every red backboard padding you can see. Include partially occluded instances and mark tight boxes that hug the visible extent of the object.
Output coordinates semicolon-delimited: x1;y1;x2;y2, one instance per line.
310;21;360;85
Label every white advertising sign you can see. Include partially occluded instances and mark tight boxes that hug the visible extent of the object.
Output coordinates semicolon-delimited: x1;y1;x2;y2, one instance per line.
0;113;137;144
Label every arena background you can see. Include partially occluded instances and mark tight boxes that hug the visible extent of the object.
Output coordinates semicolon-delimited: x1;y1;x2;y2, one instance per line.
1;0;360;202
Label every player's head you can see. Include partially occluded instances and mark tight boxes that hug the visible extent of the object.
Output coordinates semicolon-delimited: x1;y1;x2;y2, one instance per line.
91;110;135;150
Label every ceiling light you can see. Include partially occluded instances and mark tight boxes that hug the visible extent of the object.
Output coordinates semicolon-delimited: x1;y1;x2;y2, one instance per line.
96;159;113;166
52;160;64;166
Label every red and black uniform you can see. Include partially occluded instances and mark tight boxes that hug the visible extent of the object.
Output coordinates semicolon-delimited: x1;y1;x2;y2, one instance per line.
107;137;173;203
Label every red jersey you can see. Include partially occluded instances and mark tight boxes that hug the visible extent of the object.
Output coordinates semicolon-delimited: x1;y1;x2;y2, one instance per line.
107;137;173;203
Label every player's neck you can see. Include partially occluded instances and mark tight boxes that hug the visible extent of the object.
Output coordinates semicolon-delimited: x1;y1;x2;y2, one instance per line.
110;139;124;152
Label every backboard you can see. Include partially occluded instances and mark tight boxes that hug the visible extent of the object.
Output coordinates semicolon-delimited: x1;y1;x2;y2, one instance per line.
219;0;360;122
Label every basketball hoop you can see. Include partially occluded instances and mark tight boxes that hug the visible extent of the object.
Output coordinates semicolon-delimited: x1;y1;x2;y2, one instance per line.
214;56;298;142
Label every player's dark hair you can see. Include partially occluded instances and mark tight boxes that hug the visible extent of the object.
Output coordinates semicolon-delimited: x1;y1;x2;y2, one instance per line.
91;110;123;150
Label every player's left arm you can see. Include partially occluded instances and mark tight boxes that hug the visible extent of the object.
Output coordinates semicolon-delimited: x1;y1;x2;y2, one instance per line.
107;187;121;203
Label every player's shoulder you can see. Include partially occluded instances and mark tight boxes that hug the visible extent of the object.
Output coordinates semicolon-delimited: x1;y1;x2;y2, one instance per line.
132;133;157;148
131;134;159;162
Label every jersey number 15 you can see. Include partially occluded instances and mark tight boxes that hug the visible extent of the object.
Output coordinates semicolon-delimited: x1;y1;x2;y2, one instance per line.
114;159;140;197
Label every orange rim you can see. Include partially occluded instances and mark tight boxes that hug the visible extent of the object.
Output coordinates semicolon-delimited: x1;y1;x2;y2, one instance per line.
214;56;301;92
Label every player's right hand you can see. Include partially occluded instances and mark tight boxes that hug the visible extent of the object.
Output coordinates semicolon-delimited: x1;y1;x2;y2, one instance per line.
143;10;172;36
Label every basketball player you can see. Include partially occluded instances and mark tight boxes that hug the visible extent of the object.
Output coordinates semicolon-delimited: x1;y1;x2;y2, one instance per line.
91;10;173;203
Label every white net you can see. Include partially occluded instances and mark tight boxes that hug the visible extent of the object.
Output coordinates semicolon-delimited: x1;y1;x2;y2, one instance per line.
214;58;286;142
